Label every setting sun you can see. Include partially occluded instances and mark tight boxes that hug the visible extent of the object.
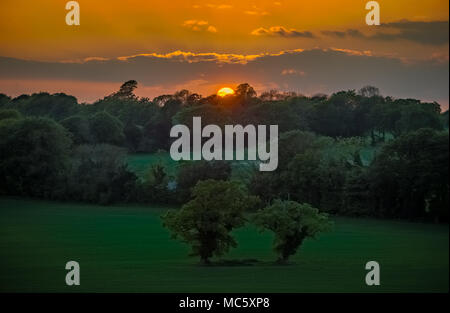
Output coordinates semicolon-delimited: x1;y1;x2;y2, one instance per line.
217;87;235;97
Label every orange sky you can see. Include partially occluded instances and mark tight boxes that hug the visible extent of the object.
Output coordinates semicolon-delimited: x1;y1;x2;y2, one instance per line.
0;0;448;61
0;0;448;106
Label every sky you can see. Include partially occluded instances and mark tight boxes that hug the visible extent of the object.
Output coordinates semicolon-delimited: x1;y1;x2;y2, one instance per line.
0;0;448;108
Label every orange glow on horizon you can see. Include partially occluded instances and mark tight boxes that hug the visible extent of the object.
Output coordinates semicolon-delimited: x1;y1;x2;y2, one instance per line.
217;87;235;97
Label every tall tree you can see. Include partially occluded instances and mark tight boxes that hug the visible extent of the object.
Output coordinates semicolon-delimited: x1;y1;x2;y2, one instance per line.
369;128;449;221
89;111;125;145
163;180;256;263
254;200;331;263
0;117;72;197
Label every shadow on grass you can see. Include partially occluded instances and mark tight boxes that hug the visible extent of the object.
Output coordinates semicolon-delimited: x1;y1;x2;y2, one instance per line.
196;259;296;267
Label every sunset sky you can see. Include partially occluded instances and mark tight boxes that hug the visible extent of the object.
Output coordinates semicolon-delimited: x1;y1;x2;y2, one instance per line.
0;0;449;107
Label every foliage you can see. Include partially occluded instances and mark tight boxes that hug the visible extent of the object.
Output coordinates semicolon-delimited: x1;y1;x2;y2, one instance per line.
0;117;72;198
60;115;92;145
253;200;332;262
124;122;143;152
6;92;79;120
89;111;125;145
369;128;449;221
136;163;174;204
242;101;304;133
441;110;449;129
176;160;232;203
0;109;22;121
109;80;138;100
0;93;11;106
0;82;448;221
162;179;256;263
66;144;137;204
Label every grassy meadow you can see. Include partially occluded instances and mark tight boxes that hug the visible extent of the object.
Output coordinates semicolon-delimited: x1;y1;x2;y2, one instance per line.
0;197;448;293
127;152;178;179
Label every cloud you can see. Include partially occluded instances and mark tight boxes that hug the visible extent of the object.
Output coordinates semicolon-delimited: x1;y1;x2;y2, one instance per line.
182;20;218;33
322;20;449;45
193;3;233;9
115;50;275;64
322;29;365;38
251;26;314;38
206;4;233;9
207;26;218;33
0;49;448;108
281;69;306;76
330;48;372;56
245;11;269;16
375;20;449;45
321;30;346;38
244;5;269;16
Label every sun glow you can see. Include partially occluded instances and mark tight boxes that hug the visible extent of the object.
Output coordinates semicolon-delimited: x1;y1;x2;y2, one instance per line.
217;87;235;97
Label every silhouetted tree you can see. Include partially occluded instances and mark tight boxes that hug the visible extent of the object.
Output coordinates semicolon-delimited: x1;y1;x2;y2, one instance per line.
369;128;449;221
60;115;92;145
89;111;124;145
358;85;380;97
0;117;72;197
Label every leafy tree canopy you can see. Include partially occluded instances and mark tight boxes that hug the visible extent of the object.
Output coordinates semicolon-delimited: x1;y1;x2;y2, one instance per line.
163;179;258;263
254;200;332;262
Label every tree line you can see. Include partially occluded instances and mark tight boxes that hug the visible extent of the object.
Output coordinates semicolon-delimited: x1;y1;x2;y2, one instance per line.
0;81;448;223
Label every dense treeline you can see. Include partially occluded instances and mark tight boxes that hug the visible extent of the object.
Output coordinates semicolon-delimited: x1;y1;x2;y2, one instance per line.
250;129;448;221
0;81;448;222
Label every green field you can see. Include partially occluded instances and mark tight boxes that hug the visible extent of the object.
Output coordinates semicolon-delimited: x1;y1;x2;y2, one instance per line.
127;152;178;179
127;152;257;183
125;140;379;182
0;198;448;292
